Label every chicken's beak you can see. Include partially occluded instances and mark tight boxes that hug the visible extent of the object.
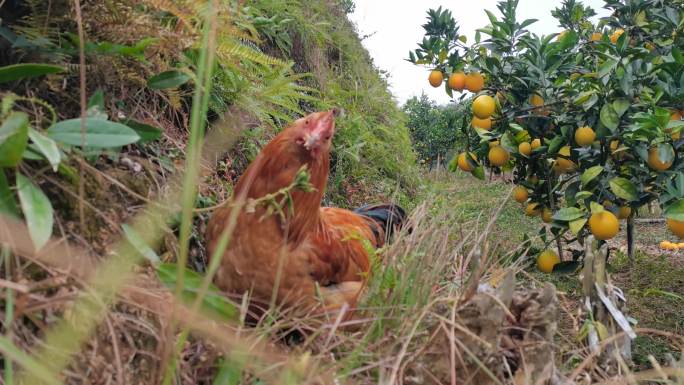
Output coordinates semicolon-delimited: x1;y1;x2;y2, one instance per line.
302;109;337;154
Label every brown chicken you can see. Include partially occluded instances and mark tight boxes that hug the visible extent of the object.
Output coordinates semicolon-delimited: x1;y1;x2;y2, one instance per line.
206;109;405;320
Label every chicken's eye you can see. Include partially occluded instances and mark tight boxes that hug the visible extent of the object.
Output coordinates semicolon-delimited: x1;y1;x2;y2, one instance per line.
305;119;311;125
324;135;331;141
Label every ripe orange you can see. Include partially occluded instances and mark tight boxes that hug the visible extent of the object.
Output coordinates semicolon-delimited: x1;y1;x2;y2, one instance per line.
472;116;492;130
529;94;544;107
590;32;603;42
472;95;496;119
488;146;509;167
667;218;684;238
518;142;532;156
428;70;443;87
512;186;529;203
575;126;596;147
465;72;484;92
448;72;466;91
488;140;500;148
589;211;619;240
537;250;560;273
647;145;674;171
541;208;553;223
618;206;631;220
457;152;476;172
553;146;575;174
530;138;541;150
610;28;625;44
525;202;541;217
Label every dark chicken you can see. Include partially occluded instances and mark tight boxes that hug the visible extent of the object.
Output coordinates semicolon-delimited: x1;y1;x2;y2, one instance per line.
206;110;405;318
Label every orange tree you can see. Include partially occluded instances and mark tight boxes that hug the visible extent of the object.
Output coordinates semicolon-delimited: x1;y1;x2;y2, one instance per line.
410;0;684;271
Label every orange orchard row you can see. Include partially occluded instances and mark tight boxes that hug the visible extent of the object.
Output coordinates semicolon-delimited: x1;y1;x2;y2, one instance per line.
428;70;684;272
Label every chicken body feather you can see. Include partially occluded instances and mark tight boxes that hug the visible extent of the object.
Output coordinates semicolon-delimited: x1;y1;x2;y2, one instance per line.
206;110;402;319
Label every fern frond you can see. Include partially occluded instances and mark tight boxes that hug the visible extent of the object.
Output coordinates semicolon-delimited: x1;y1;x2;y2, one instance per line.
215;39;288;67
141;0;196;30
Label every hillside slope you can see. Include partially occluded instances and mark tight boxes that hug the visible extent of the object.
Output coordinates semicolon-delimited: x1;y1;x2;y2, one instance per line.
0;0;418;252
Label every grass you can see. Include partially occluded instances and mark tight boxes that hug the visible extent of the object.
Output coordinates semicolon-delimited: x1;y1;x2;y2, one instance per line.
430;167;684;376
418;168;539;249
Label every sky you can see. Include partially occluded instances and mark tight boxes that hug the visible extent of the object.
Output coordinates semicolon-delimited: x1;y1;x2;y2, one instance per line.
348;0;611;105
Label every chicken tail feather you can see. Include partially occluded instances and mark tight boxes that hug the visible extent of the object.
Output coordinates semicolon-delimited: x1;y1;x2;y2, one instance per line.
353;203;407;242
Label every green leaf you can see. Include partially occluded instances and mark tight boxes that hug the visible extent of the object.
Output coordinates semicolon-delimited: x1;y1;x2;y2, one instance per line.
612;98;630;117
86;89;107;120
569;218;587;235
580;166;603;186
122;224;161;265
0;169;19;218
28;129;61;171
156;263;237;321
0;63;65;83
575;191;593;201
553;207;585;221
122;119;162;143
598;58;617;78
609;177;637;201
664;199;684;221
47;118;140;148
590;201;604;214
472;166;485;180
500;132;517;153
600;104;619;131
16;173;53;250
547;136;564;154
0;111;29;167
147;70;191;89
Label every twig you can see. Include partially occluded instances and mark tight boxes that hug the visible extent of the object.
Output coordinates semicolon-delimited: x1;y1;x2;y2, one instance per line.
73;0;87;234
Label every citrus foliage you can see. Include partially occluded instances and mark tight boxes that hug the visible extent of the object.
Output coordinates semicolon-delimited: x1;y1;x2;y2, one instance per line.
410;0;684;262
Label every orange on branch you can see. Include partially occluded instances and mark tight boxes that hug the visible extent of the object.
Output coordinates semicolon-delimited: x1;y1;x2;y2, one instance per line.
457;152;477;172
472;95;496;119
488;146;509;167
537;250;560;273
589;211;619;240
525;202;541;217
472;116;492;130
531;138;541;150
428;70;443;87
529;93;544;107
575;126;596;147
618;206;631;220
512;186;529;203
542;208;553;223
518;142;532;156
647;145;674;171
448;72;466;91
667;218;684;239
465;72;484;92
610;28;625;44
553;146;575;174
